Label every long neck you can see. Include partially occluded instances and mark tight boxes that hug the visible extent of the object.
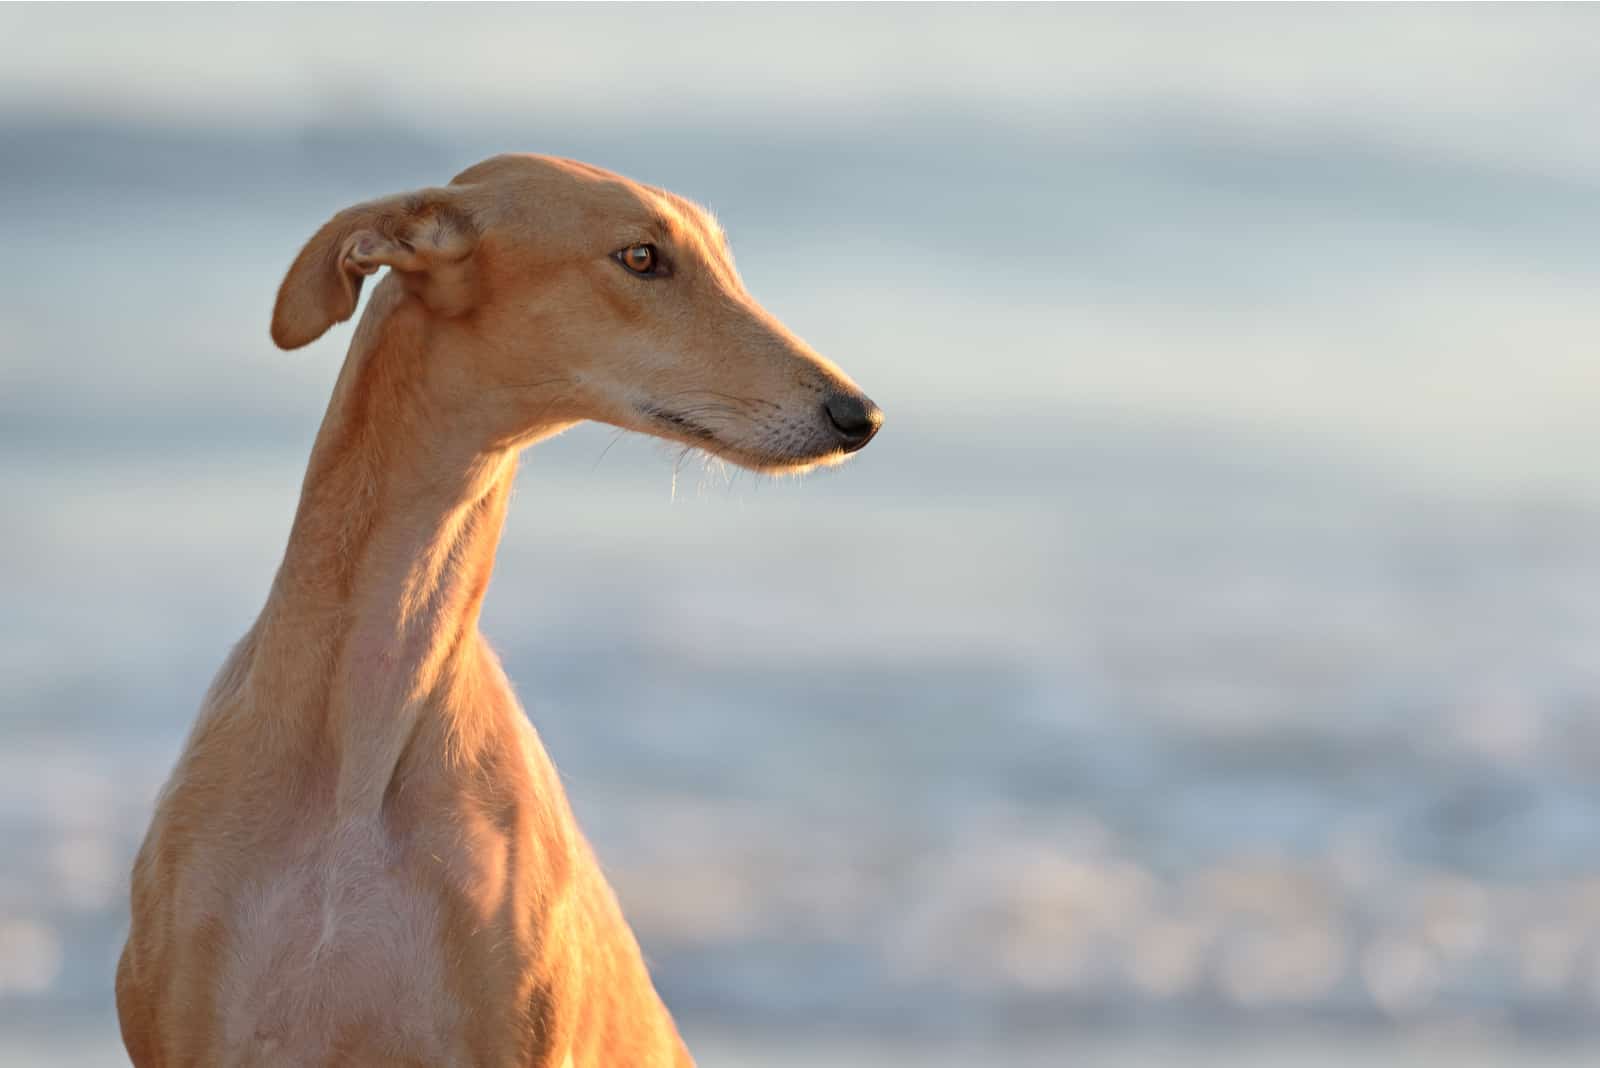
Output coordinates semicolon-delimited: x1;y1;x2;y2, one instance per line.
252;281;522;813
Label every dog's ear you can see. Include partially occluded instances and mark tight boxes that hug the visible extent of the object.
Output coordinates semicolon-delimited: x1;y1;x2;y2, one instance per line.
271;189;480;350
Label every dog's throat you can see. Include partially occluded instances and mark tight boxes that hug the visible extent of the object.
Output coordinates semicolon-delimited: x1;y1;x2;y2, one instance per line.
255;290;520;815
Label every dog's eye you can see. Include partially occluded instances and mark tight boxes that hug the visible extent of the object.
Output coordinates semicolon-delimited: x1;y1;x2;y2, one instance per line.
616;243;662;277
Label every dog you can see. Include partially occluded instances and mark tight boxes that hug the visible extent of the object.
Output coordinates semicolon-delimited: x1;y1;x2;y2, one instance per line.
115;153;882;1067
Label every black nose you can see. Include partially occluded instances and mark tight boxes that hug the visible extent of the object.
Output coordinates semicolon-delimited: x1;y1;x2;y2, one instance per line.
823;392;884;451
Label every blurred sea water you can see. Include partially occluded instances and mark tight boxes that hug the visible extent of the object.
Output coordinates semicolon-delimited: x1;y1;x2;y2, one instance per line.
4;7;1600;1065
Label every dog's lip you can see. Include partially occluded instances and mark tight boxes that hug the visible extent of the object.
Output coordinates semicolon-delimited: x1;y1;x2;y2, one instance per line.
637;404;717;442
635;402;860;474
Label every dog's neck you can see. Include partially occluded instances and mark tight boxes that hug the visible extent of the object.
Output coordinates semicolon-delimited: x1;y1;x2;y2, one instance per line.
255;282;544;814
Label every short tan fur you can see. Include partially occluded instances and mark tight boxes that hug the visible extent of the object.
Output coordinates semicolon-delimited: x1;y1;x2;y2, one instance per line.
115;154;882;1068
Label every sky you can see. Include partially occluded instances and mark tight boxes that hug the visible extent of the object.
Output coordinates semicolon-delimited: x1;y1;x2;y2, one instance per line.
3;5;1600;170
5;5;1600;500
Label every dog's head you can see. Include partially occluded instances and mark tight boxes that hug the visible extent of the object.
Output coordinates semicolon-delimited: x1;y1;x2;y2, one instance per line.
272;154;881;473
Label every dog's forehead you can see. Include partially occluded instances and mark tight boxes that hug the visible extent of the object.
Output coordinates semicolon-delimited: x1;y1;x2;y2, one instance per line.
456;154;723;245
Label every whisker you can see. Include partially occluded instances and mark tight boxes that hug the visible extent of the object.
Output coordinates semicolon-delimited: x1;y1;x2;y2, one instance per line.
591;429;627;473
670;446;694;502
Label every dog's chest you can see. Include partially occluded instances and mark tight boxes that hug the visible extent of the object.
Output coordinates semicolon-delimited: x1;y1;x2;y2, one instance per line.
214;822;469;1065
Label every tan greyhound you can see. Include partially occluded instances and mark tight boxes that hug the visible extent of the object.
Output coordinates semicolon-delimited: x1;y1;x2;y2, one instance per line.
115;153;882;1068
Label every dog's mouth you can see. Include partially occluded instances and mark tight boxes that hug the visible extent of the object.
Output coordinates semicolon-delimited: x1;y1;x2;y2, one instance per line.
637;403;718;443
635;403;862;475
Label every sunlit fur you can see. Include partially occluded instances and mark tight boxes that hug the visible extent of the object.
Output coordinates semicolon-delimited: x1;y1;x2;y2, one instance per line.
115;154;881;1068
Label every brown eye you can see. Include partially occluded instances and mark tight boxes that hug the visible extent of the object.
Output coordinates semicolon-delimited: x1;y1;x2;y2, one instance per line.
617;243;659;276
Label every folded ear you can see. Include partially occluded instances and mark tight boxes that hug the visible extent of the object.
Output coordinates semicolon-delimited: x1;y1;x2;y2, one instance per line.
270;189;480;350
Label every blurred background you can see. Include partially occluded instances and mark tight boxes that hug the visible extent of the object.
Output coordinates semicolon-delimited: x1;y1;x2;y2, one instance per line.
4;5;1600;1065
